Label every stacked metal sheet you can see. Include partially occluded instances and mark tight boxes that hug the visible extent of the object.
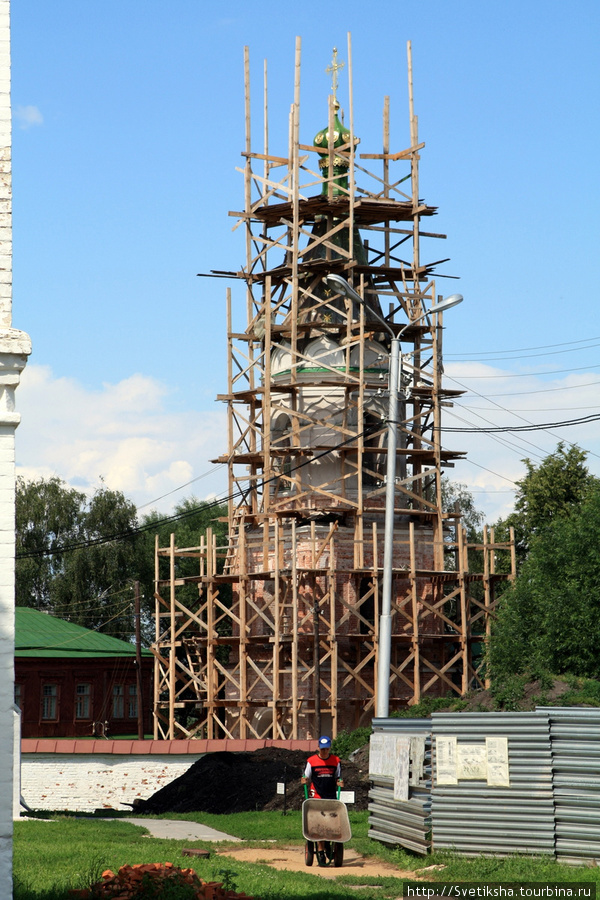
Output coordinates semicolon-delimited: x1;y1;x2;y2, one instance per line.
368;717;432;854
538;706;600;864
431;711;555;856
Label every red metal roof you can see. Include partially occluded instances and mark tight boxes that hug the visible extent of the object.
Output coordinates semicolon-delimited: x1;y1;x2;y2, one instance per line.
21;738;314;755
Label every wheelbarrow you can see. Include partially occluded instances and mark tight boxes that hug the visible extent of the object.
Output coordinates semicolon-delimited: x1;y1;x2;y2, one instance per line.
302;786;352;868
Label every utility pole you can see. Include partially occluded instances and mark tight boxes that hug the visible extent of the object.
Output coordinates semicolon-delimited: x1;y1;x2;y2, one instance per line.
313;583;321;738
134;581;144;740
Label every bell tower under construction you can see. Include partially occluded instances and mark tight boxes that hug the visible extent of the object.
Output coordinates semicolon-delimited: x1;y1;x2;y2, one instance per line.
152;39;515;741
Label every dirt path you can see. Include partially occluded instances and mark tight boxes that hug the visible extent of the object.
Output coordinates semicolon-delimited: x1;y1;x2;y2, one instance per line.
216;845;416;880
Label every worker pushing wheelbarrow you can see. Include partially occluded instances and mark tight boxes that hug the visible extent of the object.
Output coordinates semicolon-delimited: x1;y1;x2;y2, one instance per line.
301;736;352;868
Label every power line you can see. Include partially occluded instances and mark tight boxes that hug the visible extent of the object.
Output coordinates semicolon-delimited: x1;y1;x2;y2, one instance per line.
139;383;561;527
467;488;514;494
452;362;600;379
22;601;134;651
457;458;518;486
455;377;600;399
444;376;600;474
135;464;225;512
16;429;371;561
445;335;600;360
461;403;600;412
446;400;551;464
443;377;600;520
48;586;134;615
20;373;598;564
441;412;600;433
448;409;545;461
446;373;600;461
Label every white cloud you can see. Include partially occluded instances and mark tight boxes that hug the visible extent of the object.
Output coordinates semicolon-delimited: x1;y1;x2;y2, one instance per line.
14;105;43;130
14;362;600;526
15;365;228;514
443;362;600;522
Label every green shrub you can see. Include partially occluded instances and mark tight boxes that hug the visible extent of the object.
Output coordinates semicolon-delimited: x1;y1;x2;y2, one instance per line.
559;675;600;707
332;726;372;758
490;673;527;710
391;694;466;718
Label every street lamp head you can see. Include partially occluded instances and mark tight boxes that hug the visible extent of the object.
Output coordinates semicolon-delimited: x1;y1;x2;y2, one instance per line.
323;273;395;337
322;273;362;305
429;293;463;314
396;293;463;338
324;275;463;341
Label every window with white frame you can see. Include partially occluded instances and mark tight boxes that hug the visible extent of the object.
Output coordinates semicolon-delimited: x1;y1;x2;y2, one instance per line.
112;684;124;718
75;683;91;719
41;684;58;720
128;684;138;719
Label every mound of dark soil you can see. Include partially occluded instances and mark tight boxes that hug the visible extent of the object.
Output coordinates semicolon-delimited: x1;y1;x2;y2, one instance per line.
134;747;371;816
457;678;572;712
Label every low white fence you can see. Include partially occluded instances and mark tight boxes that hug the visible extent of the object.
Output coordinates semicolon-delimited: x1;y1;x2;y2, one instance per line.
20;737;312;814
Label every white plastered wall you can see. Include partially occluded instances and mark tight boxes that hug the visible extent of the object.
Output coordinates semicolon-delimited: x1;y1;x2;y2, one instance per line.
21;754;201;813
0;3;32;897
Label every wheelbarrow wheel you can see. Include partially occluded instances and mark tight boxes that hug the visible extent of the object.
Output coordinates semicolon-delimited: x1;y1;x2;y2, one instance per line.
333;842;344;867
304;841;315;866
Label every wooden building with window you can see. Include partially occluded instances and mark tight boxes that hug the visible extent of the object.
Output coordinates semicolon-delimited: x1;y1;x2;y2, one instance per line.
15;607;153;739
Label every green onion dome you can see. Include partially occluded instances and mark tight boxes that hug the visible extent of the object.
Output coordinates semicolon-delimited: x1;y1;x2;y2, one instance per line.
313;104;358;196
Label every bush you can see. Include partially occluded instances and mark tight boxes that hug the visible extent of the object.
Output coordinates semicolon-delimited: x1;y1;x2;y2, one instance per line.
489;674;527;711
332;727;372;758
391;695;467;718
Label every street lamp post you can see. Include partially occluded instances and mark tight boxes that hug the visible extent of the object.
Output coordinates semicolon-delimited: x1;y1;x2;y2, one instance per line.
323;274;463;717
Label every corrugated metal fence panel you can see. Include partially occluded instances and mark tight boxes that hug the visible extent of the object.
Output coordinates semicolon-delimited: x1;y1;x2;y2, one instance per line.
367;717;432;854
537;707;600;864
431;711;555;857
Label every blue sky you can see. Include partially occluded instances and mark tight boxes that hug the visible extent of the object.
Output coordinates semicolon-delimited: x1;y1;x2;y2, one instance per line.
11;0;600;521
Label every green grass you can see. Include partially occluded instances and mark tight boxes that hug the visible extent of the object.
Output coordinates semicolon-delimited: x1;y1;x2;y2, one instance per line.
146;807;368;843
14;813;390;900
14;811;600;900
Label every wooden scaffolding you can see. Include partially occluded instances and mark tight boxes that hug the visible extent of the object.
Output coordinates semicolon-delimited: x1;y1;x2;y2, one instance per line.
152;38;516;740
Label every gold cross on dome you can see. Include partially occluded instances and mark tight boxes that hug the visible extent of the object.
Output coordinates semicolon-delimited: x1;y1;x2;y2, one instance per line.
325;48;345;103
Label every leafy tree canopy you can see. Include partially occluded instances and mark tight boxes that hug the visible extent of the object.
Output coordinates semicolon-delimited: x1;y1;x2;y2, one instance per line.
489;481;600;681
441;477;484;541
494;442;598;567
16;477;228;643
16;477;227;643
140;496;230;628
16;476;148;638
141;496;228;552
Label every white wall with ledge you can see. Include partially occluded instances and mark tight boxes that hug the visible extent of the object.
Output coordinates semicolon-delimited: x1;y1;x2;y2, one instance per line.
21;753;201;813
19;738;313;814
0;3;32;897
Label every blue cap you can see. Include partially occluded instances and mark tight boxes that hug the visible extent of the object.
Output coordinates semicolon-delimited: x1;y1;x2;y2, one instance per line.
318;735;332;748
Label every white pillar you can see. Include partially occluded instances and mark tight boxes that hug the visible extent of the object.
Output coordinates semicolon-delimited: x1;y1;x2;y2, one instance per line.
0;3;32;897
12;706;21;819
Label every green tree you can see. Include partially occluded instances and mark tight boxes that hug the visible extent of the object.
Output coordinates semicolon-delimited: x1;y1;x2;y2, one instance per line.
494;442;598;569
142;496;228;553
16;478;230;643
16;476;86;611
441;477;485;580
140;497;229;620
439;478;486;633
16;476;149;639
441;477;484;541
489;482;600;680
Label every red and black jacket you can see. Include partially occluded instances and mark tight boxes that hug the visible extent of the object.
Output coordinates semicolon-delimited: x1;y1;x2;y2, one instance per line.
304;753;341;799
